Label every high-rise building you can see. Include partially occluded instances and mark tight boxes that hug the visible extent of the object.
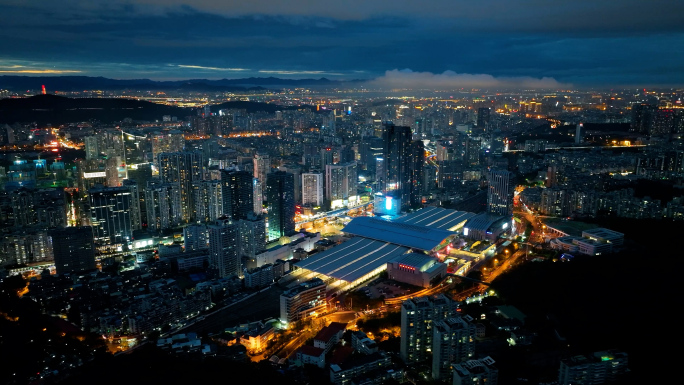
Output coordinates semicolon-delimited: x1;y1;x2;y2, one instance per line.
477;107;491;133
122;179;142;230
84;136;99;160
464;138;481;166
253;153;271;184
127;163;153;228
208;217;240;278
487;170;515;216
49;227;96;275
279;164;303;204
558;350;628;385
575;123;584;144
192;179;223;223
145;180;182;231
302;172;324;207
325;162;358;208
410;140;424;208
150;130;185;165
382;123;413;211
432;316;477;380
158;151;203;223
220;170;253;220
238;213;266;259
88;185;133;248
184;223;208;251
279;278;327;324
453;357;499;385
253;178;263;215
400;294;459;363
266;171;295;241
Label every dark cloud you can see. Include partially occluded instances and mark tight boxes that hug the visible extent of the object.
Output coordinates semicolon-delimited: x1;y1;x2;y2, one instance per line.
0;1;682;85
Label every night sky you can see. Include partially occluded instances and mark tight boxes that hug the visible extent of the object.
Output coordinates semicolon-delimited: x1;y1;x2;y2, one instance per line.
1;0;683;87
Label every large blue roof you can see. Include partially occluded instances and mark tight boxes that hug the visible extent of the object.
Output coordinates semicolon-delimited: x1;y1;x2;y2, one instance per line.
295;237;408;283
396;207;475;231
341;217;455;251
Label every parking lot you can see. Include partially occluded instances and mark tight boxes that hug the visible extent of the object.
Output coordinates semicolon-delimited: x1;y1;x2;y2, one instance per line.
357;279;419;300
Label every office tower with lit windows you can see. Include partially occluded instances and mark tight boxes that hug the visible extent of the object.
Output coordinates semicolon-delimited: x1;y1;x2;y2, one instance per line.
253;153;270;184
145;180;182;231
122;179;142;230
382;123;412;211
192;179;223;223
220;169;253;220
238;213;266;259
279;164;303;204
400;294;459;363
487;170;515;216
158;151;203;223
88;185;133;248
127;163;152;227
208;217;240;278
253;178;263;215
410;140;425;208
49;227;96;275
325;162;357;208
476;107;491;133
266;170;295;241
302;172;324;207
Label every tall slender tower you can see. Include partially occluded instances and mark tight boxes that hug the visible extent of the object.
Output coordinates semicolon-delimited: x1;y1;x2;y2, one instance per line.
266;171;295;241
208;217;240;278
487;170;515;216
158;151;203;222
220;170;253;220
382;123;412;211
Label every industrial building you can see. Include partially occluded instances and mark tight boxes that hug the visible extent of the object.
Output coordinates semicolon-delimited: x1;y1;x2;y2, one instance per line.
294;237;409;291
462;213;511;242
342;217;456;253
395;206;475;231
387;253;447;288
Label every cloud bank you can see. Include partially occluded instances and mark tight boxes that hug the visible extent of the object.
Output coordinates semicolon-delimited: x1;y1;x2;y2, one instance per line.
369;69;565;90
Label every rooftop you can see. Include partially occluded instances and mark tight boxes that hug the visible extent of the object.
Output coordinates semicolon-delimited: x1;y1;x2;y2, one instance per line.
342;217;455;251
391;252;439;272
295;237;408;283
582;227;624;240
314;322;347;342
396;207;475;231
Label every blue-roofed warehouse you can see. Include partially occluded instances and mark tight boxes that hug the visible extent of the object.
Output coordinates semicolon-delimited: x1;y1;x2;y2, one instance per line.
395;206;476;231
294;237;409;291
341;217;457;253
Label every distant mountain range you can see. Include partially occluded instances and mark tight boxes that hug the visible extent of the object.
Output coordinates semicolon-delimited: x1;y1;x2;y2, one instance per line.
0;75;361;92
0;94;318;125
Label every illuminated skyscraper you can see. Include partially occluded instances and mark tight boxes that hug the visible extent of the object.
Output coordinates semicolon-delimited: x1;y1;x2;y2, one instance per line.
88;185;133;248
208;217;240;278
302;172;324;207
487;170;515;216
158;151;203;222
266;171;295;241
253;153;270;184
220;170;253;220
382;123;412;211
192;179;223;223
145;180;182;231
325;162;357;208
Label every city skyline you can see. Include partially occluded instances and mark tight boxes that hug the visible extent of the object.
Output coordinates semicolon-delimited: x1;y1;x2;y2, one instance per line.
1;1;683;86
